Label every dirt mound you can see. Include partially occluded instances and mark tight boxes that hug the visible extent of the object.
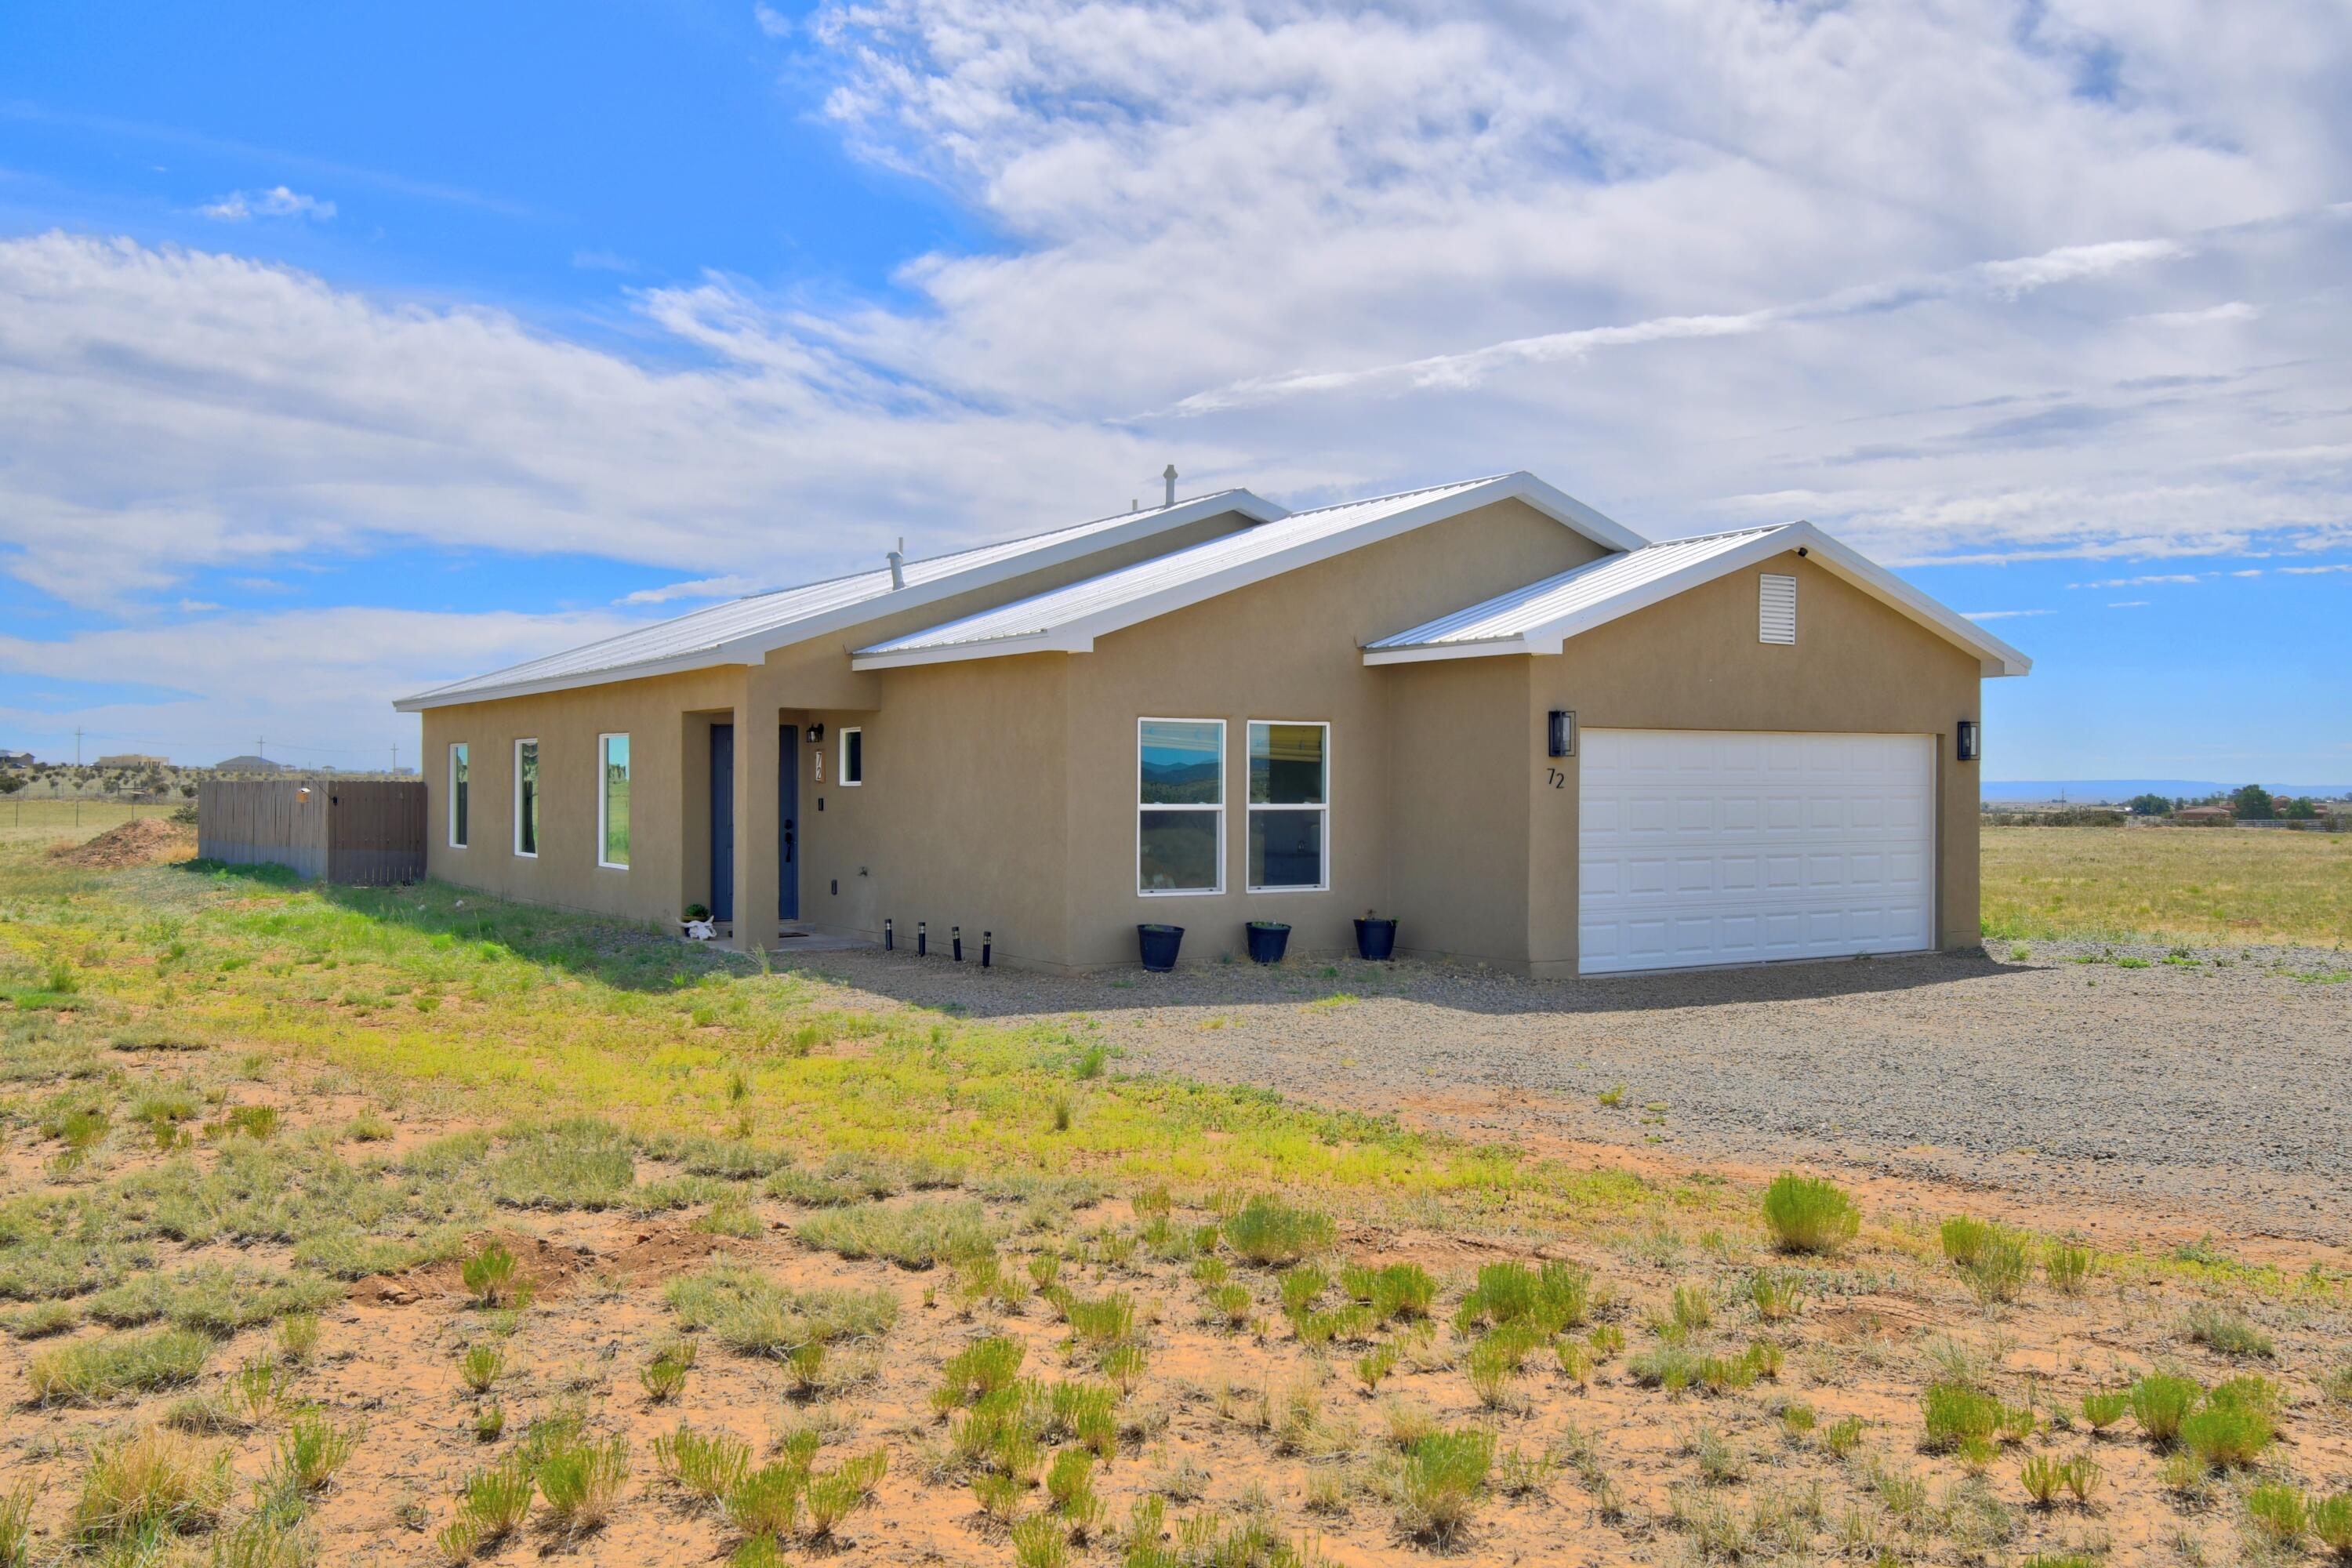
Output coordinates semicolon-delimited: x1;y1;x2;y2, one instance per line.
48;816;197;869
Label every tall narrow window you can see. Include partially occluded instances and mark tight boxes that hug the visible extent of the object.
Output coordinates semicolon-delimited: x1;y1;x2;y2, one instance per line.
514;739;539;856
598;733;631;869
840;727;863;786
1247;721;1329;891
1138;718;1223;895
448;743;469;848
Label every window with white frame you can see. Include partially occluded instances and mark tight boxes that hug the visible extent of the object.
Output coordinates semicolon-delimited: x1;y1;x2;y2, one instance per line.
448;743;469;848
1137;718;1222;894
597;733;631;869
514;739;539;856
840;727;863;786
1247;721;1329;891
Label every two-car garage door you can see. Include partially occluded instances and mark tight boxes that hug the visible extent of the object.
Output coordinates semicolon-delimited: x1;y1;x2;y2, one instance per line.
1577;729;1935;975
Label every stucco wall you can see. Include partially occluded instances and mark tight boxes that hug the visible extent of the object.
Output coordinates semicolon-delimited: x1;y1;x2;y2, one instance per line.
419;666;745;923
1055;498;1607;969
1385;657;1534;966
786;656;1073;969
1518;549;1984;977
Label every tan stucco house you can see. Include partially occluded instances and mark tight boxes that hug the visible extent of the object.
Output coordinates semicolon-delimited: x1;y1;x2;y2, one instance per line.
395;472;2028;977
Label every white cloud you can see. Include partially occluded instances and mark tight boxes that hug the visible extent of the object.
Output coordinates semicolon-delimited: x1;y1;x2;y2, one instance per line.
201;185;336;222
6;0;2352;752
2107;600;2151;607
618;574;767;605
2137;300;2259;325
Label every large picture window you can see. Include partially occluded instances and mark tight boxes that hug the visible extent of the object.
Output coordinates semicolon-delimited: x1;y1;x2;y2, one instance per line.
514;739;539;856
1138;718;1222;895
1247;721;1329;891
597;733;631;869
448;743;469;848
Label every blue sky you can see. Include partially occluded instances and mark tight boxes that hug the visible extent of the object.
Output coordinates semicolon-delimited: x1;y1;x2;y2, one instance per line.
2;0;2347;782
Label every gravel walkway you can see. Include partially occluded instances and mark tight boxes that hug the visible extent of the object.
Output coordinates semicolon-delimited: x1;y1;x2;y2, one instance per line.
782;938;2352;1246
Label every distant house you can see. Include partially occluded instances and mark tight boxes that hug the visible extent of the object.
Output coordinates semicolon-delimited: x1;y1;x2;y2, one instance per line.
96;753;168;768
0;750;32;768
2172;805;2232;824
214;755;282;773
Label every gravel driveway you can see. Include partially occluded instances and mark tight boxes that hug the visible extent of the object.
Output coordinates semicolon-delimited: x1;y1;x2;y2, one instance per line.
784;938;2352;1246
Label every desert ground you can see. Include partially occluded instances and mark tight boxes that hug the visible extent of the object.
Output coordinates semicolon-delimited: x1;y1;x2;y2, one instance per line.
0;816;2346;1567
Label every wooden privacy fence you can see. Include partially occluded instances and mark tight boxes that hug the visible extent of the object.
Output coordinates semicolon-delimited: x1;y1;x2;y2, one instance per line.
198;780;426;884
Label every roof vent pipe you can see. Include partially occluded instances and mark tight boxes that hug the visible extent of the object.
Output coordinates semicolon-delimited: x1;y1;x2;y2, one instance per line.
886;538;905;590
1163;463;1177;507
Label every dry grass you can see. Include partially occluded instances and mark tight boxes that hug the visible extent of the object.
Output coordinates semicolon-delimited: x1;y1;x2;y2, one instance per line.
1982;824;2352;946
1;836;2347;1564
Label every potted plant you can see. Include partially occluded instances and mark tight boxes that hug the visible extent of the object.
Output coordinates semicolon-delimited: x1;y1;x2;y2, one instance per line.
1137;923;1185;972
1244;920;1290;965
1353;912;1398;961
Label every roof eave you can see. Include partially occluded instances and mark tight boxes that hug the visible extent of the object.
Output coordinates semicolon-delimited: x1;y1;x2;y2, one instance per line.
394;489;1285;710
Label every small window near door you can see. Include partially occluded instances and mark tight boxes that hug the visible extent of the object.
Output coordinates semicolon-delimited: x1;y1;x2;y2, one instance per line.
1138;718;1223;895
597;733;631;869
448;743;469;848
1247;721;1328;891
514;739;539;856
840;727;863;786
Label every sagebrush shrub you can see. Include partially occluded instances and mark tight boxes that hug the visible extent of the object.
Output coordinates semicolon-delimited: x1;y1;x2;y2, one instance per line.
2129;1373;2201;1446
1760;1174;1858;1255
1221;1197;1335;1267
1397;1428;1495;1543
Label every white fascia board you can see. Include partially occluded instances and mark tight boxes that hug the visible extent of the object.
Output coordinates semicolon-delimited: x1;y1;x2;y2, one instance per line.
397;491;1286;710
393;647;742;712
1501;473;1649;552
1362;636;1537;666
850;632;1085;671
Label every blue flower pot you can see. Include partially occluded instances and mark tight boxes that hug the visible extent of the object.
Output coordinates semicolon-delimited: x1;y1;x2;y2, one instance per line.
1137;923;1185;971
1354;917;1398;961
1245;921;1290;964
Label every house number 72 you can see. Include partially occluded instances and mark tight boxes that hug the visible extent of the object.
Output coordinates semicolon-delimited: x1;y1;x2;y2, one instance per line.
1544;768;1566;789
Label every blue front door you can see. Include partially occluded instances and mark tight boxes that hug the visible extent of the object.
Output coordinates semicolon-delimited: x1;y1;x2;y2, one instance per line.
708;723;734;923
778;724;799;921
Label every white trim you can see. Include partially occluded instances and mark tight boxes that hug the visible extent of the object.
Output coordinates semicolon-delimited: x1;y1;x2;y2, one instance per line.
851;471;1646;670
839;727;863;786
596;732;631;870
393;491;1289;710
512;738;539;858
1363;522;2031;677
447;742;469;849
1244;719;1330;895
1136;717;1225;897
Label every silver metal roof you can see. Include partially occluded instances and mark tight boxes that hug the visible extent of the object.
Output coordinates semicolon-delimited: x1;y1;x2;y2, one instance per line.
394;489;1278;710
1364;521;2031;677
1367;525;1793;649
852;472;1645;666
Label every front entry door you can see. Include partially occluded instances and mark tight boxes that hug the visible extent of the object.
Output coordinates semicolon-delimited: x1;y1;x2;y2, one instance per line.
708;724;735;923
778;724;800;921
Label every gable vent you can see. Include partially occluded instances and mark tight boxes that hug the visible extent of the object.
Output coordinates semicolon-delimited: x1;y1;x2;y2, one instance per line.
1759;573;1797;644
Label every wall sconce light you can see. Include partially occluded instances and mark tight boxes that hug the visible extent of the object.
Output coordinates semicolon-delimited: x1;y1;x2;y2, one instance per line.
1547;709;1577;759
805;722;825;744
1956;720;1980;763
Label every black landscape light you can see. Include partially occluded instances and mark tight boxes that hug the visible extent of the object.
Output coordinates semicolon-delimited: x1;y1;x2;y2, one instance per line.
1957;720;1980;763
1547;710;1577;759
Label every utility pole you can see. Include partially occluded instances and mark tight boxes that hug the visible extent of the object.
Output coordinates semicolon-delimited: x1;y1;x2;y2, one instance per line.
390;744;398;778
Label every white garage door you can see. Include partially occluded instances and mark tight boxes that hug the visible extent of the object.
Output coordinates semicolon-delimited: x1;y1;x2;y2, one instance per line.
1578;729;1935;975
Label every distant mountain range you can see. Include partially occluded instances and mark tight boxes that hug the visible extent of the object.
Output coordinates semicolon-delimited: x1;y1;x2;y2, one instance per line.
1984;779;2352;803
